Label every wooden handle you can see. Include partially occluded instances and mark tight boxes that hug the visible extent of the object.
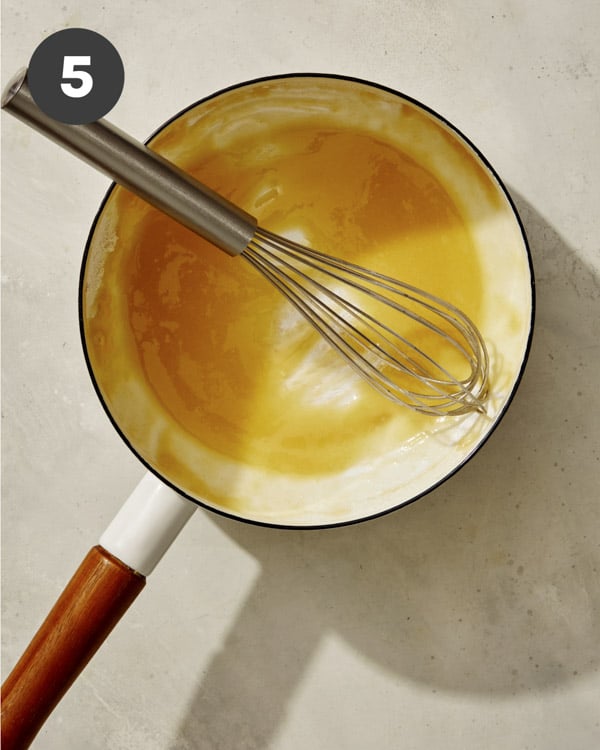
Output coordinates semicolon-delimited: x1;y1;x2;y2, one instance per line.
1;545;145;749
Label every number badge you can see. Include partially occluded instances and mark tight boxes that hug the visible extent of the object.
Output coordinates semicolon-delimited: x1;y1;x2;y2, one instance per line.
28;28;124;125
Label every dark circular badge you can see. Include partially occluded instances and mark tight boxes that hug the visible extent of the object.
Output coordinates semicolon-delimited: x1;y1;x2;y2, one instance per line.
28;28;124;125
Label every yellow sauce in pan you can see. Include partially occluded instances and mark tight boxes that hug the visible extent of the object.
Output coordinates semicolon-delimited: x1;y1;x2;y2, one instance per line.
104;127;483;475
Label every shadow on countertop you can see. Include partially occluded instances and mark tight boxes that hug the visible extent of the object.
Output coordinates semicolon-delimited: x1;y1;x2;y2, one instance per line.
177;189;599;746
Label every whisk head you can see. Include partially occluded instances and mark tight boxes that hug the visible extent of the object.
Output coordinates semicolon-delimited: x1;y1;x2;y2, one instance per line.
242;228;489;416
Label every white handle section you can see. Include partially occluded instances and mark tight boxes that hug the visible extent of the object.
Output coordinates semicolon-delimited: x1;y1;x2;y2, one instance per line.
99;473;197;576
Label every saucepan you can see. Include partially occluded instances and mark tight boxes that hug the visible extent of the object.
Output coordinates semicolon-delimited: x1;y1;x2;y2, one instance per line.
1;72;534;747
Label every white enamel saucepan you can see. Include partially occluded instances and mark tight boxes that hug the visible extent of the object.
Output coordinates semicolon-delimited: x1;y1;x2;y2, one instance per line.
1;72;534;748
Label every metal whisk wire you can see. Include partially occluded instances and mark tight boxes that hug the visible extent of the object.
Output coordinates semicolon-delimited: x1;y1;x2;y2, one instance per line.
244;228;489;416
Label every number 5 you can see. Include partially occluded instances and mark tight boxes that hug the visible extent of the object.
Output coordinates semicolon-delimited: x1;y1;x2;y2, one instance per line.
61;56;93;98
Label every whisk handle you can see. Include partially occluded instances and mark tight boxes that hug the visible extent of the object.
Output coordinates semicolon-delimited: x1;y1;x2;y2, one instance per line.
1;68;257;256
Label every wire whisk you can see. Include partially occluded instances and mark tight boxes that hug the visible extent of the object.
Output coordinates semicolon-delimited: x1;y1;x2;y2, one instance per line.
3;69;489;417
245;228;488;415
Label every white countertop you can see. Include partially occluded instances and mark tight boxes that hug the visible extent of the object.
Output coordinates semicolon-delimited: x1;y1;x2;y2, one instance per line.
2;2;599;748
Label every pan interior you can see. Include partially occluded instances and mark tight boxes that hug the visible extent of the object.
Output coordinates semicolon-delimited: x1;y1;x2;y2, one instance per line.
81;76;532;526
